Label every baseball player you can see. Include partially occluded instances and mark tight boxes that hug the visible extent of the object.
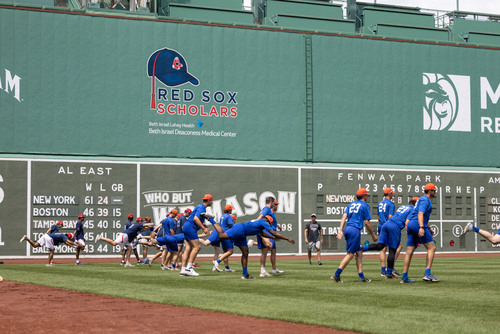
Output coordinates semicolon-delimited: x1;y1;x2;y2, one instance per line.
212;215;295;279
120;214;136;265
46;221;63;234
463;222;500;245
210;209;238;273
257;199;284;277
95;217;152;267
180;194;216;277
362;197;418;279
401;183;439;283
377;188;396;276
304;213;323;265
73;214;86;265
20;233;78;266
173;208;191;268
138;216;153;264
331;188;377;283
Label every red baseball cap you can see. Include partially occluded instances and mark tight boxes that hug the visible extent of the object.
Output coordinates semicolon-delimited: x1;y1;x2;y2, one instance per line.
185;208;192;213
145;216;151;221
202;194;213;200
128;214;134;218
57;221;63;225
356;188;370;196
78;214;85;219
265;215;274;224
413;197;420;202
136;217;143;222
66;233;73;239
170;209;178;215
383;188;394;195
224;204;234;211
425;183;438;191
274;200;279;205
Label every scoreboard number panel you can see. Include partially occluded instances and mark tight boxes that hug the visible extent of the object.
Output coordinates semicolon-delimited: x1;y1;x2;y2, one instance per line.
29;161;137;256
301;168;500;252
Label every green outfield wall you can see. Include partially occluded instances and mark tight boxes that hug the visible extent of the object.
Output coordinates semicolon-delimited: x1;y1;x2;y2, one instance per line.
1;6;500;167
1;157;500;258
1;6;500;258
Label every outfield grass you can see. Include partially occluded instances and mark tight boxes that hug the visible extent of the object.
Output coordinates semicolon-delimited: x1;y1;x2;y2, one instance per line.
1;257;497;333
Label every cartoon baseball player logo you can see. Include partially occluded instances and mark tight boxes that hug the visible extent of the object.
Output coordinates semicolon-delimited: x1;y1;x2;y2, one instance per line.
422;73;471;132
147;48;199;109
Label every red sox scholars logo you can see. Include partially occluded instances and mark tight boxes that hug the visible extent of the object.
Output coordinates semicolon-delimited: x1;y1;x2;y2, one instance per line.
146;48;238;118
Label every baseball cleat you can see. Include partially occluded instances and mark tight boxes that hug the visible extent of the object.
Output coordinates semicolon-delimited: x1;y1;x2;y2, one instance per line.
271;269;284;273
393;269;401;276
185;268;200;277
259;271;272;277
384;273;398;279
20;235;27;243
400;278;416;283
463;222;474;235
318;261;322;265
147;257;152;267
358;277;371;282
75;261;84;265
241;274;255;279
212;260;222;272
331;275;343;283
423;274;440;282
124;263;134;267
224;268;236;272
179;268;188;276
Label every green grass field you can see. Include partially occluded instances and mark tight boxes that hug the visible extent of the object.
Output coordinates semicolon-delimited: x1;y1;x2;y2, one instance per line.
1;257;497;334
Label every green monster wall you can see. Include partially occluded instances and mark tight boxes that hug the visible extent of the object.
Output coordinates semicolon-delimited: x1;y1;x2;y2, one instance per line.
1;6;500;166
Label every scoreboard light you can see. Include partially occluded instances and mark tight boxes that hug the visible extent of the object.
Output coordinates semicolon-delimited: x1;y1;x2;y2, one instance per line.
450;240;455;246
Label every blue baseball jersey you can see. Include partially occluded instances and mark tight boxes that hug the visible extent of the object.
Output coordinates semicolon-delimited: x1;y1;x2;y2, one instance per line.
123;223;145;240
220;213;234;232
344;200;372;230
125;220;133;230
387;205;415;229
378;199;395;225
161;216;176;235
243;219;273;236
175;214;187;234
74;221;84;240
48;233;68;246
260;206;272;217
48;224;59;233
186;203;216;230
270;211;277;231
408;196;433;227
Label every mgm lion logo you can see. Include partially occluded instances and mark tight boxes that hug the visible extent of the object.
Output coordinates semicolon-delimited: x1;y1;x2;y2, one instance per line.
423;73;471;132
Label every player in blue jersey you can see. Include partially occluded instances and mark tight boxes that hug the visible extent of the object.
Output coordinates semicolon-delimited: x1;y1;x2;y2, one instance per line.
138;216;152;264
212;215;295;279
159;209;178;268
463;221;500;244
73;214;86;265
331;188;378;283
257;199;284;277
173;208;191;268
140;233;186;271
95;217;153;267
377;188;396;276
20;232;78;266
120;214;136;265
401;183;439;283
204;205;238;273
362;197;418;279
180;194;215;277
46;221;63;234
